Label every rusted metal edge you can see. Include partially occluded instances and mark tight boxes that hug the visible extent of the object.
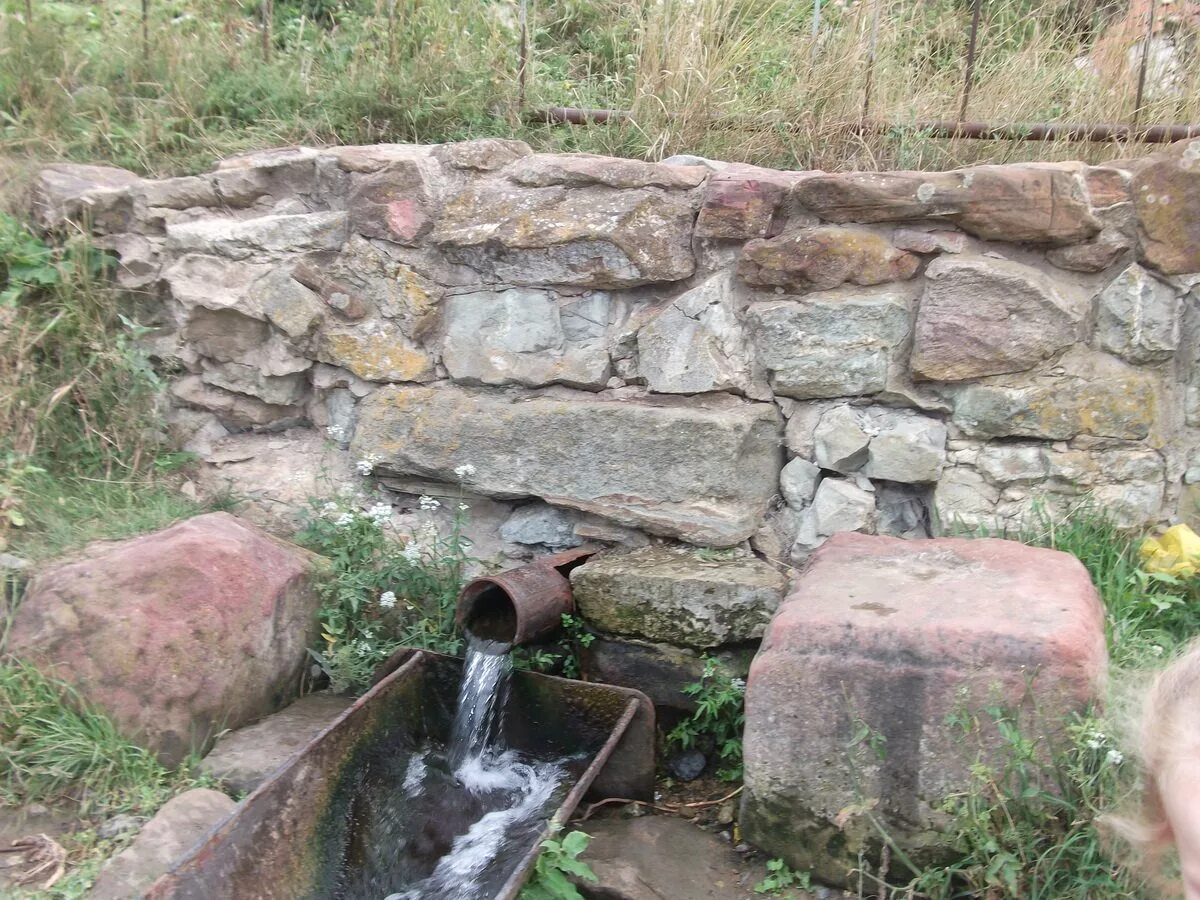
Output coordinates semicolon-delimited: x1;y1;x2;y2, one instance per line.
145;651;428;898
496;697;643;900
525;107;1200;143
149;651;654;900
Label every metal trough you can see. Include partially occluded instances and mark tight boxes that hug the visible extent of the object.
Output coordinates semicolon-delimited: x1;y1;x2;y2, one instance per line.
146;649;655;900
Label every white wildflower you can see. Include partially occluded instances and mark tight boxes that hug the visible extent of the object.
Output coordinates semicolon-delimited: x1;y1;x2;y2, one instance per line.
419;495;441;511
1106;749;1124;766
320;501;339;516
1086;731;1107;750
453;463;477;479
730;677;747;693
367;502;392;526
1151;644;1165;657
402;542;422;563
354;640;371;657
458;502;470;512
326;424;347;442
379;591;397;609
355;453;382;476
335;512;355;527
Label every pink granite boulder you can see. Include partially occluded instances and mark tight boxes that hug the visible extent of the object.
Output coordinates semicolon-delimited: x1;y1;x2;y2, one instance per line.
6;513;324;765
740;532;1107;884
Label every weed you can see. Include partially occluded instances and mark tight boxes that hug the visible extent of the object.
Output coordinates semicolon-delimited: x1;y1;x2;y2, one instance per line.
509;613;595;680
1;210;206;562
848;716;889;763
693;546;741;562
0;659;209;815
973;503;1200;667
754;857;813;895
667;657;746;782
2;0;1197;178
297;496;471;693
851;503;1193;897
518;829;598;900
880;709;1143;898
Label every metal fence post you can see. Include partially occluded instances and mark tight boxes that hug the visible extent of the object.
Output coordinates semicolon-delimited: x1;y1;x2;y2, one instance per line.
1132;0;1158;133
958;0;983;124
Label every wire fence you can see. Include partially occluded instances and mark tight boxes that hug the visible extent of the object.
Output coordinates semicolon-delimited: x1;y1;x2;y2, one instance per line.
513;0;1200;147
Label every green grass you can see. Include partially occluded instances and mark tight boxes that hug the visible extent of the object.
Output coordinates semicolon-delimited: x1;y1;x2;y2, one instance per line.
2;0;1198;178
0;659;206;814
0;660;221;898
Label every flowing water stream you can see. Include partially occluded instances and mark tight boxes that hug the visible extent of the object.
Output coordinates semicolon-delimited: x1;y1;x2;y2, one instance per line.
336;637;576;900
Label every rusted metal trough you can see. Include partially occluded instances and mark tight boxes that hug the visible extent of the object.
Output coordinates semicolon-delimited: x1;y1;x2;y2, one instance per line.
145;648;654;900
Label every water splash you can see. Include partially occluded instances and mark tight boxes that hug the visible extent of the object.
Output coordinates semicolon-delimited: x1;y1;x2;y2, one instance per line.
373;637;573;900
447;638;512;769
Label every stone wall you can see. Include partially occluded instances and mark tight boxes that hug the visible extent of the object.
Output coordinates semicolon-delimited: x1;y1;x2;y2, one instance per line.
32;138;1200;561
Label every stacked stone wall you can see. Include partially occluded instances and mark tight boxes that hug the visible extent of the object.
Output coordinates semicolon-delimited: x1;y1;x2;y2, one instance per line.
32;138;1200;561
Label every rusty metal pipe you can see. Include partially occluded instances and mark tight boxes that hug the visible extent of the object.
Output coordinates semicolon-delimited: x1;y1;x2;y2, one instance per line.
850;119;1200;143
456;547;596;646
525;107;1200;144
525;106;630;125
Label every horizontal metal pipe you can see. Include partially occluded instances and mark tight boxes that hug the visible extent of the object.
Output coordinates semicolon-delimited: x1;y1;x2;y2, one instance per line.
852;119;1200;143
525;106;629;125
525;107;1200;144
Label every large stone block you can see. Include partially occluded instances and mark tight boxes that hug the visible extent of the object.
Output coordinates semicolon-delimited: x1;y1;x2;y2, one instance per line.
741;533;1107;884
346;154;443;245
1133;138;1200;275
746;287;912;399
571;546;786;649
351;385;782;546
950;348;1158;441
431;180;698;288
165;212;347;259
795;165;1099;244
31;163;142;231
911;256;1082;381
1094;263;1181;364
813;404;946;483
738;226;918;292
637;272;761;396
316;321;436;383
440;288;612;389
695;165;798;239
507;153;708;190
164;254;274;316
7;514;324;765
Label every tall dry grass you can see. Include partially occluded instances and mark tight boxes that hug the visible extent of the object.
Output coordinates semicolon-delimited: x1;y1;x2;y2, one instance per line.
1;0;1198;173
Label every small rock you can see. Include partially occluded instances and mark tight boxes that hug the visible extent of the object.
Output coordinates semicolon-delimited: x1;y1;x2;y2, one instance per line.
813;405;871;473
669;750;708;782
716;800;737;826
499;503;583;550
1094;263;1181;364
90;789;236;900
892;227;967;254
738;226;918;292
780;458;821;509
198;693;353;794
